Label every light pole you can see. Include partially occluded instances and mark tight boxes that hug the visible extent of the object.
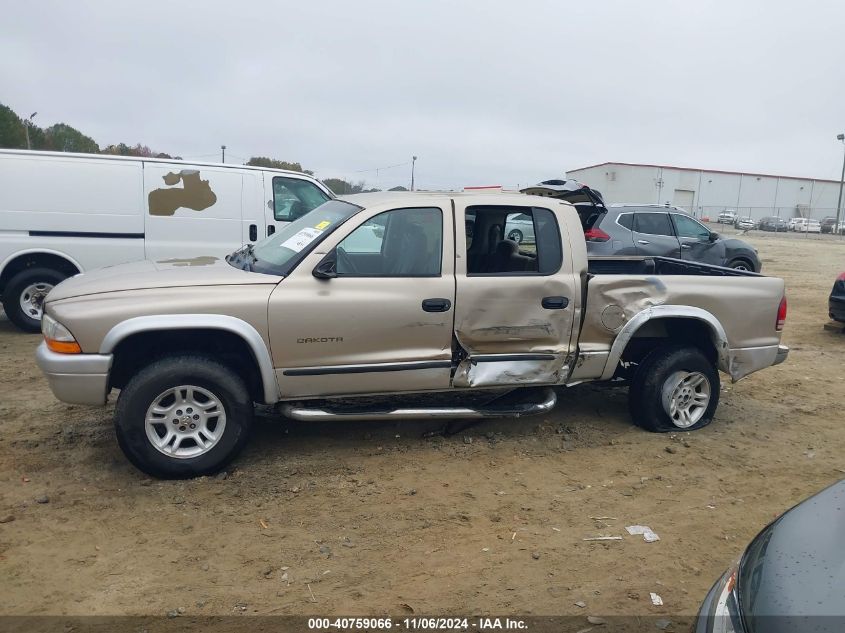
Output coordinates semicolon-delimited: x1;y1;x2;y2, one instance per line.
23;111;37;150
410;156;417;191
221;145;226;163
835;134;845;236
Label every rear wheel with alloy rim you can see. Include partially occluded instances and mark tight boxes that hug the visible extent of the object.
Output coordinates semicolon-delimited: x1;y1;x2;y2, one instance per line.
115;355;253;478
507;229;523;243
628;344;719;432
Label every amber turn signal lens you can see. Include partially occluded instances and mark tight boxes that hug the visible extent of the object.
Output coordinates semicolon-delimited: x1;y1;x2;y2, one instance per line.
45;338;82;354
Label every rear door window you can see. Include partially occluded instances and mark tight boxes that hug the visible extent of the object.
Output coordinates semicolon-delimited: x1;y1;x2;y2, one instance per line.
634;212;674;236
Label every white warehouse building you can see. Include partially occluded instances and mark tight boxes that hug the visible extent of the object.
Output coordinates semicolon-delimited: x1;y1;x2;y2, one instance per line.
565;162;843;222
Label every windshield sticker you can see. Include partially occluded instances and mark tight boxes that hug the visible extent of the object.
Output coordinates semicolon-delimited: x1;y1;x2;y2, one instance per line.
314;220;332;230
280;227;324;252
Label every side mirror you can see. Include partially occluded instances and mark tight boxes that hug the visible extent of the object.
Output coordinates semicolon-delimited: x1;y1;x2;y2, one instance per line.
708;232;719;242
312;256;337;279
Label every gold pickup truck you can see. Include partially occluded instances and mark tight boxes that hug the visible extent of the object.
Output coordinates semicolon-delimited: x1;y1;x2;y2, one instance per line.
35;192;788;478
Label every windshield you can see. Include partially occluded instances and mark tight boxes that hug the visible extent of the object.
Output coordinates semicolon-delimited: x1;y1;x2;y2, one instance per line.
227;200;361;275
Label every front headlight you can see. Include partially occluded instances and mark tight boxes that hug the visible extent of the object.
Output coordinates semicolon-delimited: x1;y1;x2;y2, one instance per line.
695;561;746;633
41;314;81;354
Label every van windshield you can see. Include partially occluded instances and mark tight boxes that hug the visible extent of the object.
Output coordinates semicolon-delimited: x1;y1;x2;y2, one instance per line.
226;200;361;275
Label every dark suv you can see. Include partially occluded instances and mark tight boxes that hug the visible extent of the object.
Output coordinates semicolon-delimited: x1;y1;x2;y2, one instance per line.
582;205;761;272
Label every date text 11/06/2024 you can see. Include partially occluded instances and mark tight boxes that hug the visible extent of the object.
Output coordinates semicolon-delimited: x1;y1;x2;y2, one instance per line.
307;618;528;630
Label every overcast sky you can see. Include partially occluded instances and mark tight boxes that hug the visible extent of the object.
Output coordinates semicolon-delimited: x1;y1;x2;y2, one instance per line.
3;0;844;190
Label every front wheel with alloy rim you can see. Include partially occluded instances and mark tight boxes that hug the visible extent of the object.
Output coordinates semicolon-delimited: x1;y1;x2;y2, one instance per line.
507;229;523;244
2;267;68;332
728;259;754;272
628;344;720;432
115;355;253;478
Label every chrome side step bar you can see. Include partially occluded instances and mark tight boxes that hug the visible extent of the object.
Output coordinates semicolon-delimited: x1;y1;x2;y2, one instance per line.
280;388;557;422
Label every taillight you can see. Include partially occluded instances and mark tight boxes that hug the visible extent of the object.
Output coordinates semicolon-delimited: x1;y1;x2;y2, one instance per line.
837;272;845;282
584;228;610;242
776;296;787;331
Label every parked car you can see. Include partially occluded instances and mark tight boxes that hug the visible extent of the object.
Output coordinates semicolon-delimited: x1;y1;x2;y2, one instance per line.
575;204;761;271
717;210;737;224
787;217;803;231
0;149;333;332
759;216;789;232
793;218;821;233
503;212;535;244
820;216;838;234
734;216;757;230
36;191;788;477
830;272;845;323
695;479;845;633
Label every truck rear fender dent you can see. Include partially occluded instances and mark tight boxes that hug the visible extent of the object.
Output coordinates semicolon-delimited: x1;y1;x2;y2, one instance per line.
601;305;730;381
100;314;279;403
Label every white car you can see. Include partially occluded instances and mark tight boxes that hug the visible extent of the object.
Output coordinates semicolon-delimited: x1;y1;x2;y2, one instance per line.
793;218;821;233
0;149;333;331
504;212;536;244
717;210;737;224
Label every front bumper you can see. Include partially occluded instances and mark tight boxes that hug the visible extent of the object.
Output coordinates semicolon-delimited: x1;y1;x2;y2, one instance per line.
35;342;112;406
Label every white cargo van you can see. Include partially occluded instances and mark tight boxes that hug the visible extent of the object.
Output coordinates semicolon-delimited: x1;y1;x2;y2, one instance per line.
0;149;334;331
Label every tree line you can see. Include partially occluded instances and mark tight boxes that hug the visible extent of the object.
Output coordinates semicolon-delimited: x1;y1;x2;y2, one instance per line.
0;103;404;195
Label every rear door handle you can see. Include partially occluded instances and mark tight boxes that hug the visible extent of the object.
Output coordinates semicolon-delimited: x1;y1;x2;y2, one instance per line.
422;298;452;312
681;243;691;249
249;224;258;241
541;296;569;309
267;224;276;236
637;239;650;245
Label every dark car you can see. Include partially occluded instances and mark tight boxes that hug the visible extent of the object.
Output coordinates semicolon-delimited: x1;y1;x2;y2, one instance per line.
759;216;789;232
580;204;761;272
830;272;845;322
820;217;838;234
695;479;845;633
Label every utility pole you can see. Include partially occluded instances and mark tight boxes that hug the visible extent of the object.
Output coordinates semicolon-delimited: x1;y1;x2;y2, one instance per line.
835;134;845;237
221;145;226;163
411;155;417;191
23;111;37;150
655;167;664;204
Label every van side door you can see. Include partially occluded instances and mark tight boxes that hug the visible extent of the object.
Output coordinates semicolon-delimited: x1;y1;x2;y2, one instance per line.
143;162;243;261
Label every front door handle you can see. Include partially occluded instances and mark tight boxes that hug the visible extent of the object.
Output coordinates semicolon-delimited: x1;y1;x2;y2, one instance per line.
637;239;650;245
249;224;258;241
422;298;452;312
681;243;691;249
541;296;569;310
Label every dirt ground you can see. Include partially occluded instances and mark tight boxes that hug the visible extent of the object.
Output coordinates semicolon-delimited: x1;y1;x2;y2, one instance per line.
1;232;844;623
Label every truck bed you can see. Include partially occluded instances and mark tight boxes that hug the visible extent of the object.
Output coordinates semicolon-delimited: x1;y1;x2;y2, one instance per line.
587;256;760;277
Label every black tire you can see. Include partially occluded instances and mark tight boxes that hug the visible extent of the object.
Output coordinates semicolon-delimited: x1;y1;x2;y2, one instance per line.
114;355;254;478
2;267;69;332
508;229;523;244
727;258;754;272
628;344;720;433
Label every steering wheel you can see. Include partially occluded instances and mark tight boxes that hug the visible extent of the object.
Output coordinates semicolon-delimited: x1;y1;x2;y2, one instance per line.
335;246;358;275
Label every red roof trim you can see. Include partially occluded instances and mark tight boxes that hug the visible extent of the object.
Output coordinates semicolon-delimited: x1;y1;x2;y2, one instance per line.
567;162;841;185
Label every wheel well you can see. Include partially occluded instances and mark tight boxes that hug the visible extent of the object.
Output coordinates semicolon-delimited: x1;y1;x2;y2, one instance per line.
620;317;719;368
109;329;265;402
0;252;80;293
728;256;754;269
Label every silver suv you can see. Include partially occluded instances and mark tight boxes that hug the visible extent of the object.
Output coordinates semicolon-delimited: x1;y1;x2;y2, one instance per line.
582;205;761;272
